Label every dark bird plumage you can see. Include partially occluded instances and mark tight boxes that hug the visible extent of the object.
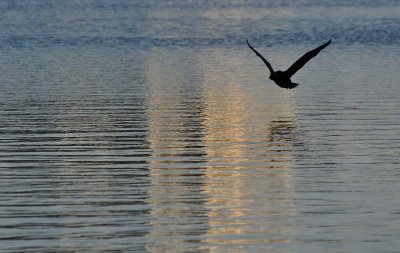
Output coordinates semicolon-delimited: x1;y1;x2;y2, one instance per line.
246;39;331;89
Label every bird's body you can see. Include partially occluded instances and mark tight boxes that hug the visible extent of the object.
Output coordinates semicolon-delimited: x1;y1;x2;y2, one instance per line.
270;70;297;89
246;39;331;89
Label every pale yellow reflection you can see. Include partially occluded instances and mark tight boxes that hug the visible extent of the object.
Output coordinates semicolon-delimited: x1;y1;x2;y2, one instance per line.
200;51;297;250
145;48;298;252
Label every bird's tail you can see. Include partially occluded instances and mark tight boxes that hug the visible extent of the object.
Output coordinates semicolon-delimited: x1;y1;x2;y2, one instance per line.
288;82;299;89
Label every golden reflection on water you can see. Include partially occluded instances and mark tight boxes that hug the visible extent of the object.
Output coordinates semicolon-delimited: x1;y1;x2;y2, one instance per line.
200;53;296;250
145;49;297;252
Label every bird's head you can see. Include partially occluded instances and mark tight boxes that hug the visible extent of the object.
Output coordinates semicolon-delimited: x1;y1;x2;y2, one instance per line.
269;74;276;81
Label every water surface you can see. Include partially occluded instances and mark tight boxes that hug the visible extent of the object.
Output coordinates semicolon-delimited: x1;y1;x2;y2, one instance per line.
1;1;400;252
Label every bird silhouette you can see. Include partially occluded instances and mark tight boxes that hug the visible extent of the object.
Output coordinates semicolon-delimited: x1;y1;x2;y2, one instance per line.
246;39;331;89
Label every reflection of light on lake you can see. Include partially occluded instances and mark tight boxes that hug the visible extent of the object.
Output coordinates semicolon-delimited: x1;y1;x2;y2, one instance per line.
199;53;297;249
143;48;301;251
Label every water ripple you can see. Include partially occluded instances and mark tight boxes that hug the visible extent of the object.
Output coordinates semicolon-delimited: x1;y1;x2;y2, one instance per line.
1;1;400;252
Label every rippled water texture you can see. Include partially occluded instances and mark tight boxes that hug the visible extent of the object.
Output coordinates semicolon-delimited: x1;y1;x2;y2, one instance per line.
1;1;400;252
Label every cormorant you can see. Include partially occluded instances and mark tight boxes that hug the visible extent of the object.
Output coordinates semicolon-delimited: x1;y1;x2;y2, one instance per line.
246;39;331;89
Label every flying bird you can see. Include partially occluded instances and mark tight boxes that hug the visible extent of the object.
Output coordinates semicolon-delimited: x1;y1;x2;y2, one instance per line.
246;39;331;89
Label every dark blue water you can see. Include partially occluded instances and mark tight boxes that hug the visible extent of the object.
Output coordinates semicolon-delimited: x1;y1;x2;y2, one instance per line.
1;1;400;252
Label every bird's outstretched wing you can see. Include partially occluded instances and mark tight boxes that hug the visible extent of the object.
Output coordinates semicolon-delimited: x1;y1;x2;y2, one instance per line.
284;40;331;78
246;38;275;76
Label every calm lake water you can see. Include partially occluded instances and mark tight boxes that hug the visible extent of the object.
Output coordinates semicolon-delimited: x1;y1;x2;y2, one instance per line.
1;0;400;252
